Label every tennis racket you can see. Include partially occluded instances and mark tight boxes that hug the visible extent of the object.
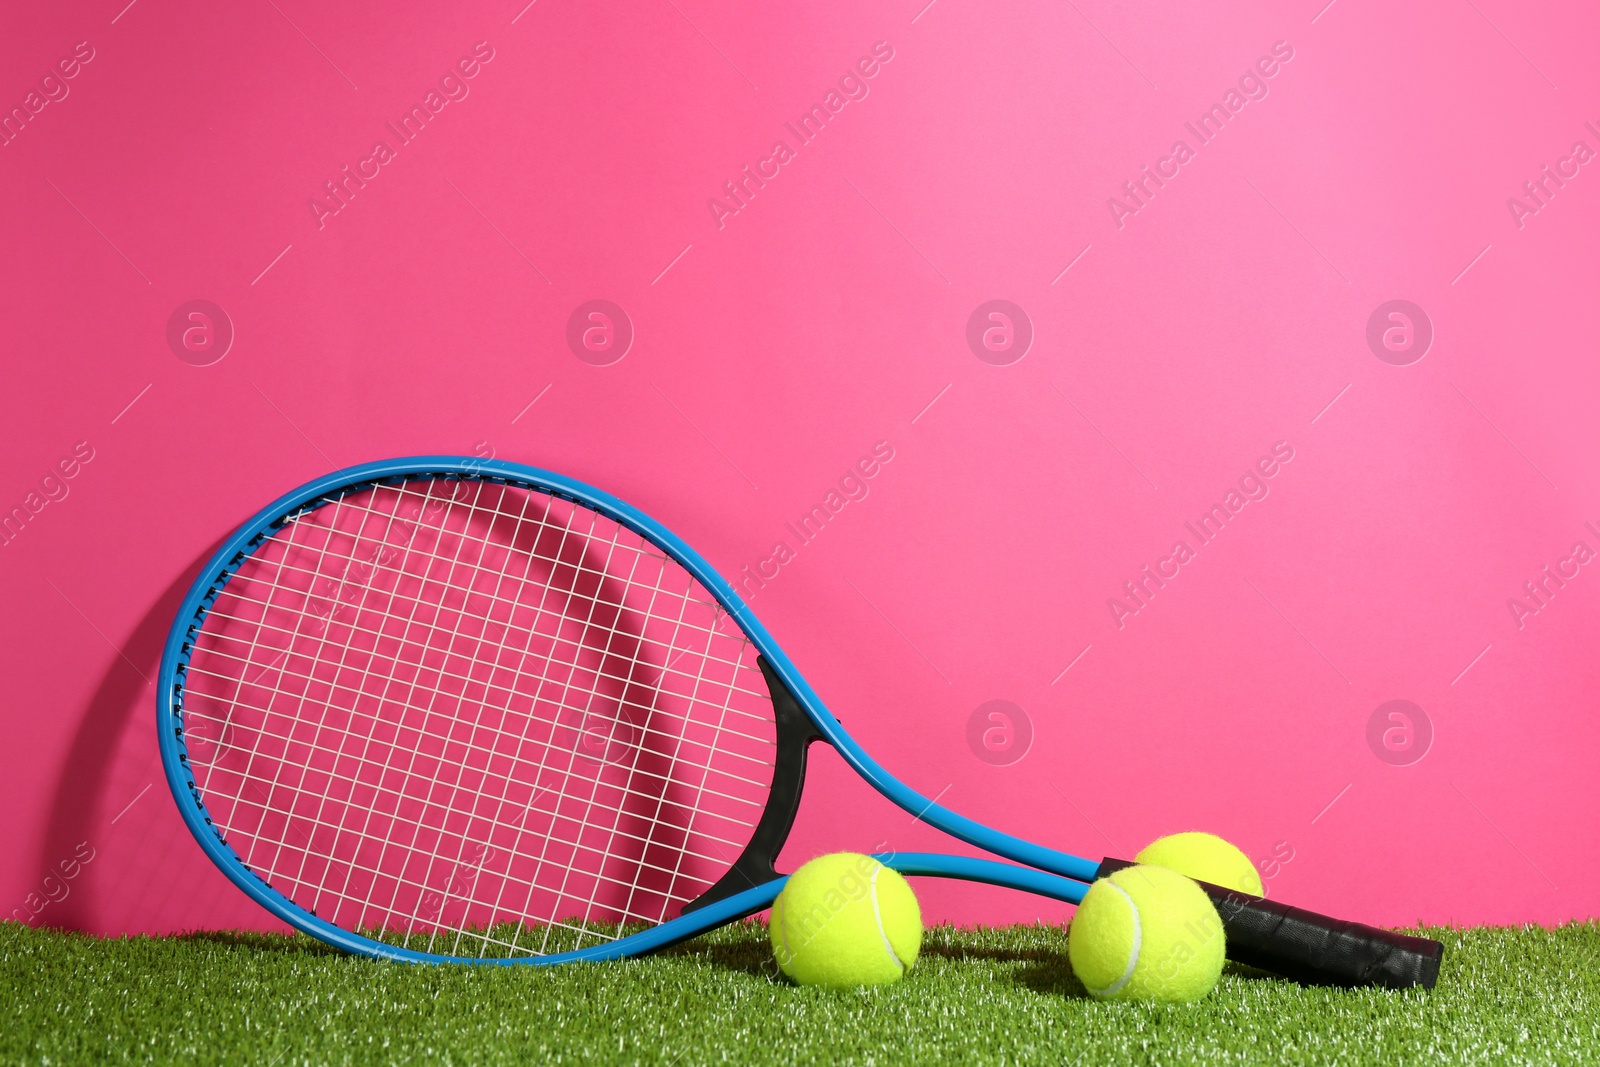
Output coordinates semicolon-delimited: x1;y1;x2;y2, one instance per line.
158;456;1441;988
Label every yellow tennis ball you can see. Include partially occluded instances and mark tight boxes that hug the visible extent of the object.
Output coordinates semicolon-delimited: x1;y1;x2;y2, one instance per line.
1136;831;1264;896
769;853;922;988
1068;864;1225;1002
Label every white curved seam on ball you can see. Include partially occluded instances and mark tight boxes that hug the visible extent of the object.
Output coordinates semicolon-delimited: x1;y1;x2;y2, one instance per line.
869;866;904;972
1088;880;1141;997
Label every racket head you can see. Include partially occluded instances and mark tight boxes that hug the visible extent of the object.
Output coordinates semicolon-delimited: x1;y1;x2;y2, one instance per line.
157;457;818;963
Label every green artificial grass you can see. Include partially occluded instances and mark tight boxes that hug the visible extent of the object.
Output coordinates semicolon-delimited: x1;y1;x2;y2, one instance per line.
4;919;1598;1065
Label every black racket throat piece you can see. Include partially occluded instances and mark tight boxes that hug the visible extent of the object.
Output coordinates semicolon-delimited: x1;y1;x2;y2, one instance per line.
681;656;823;914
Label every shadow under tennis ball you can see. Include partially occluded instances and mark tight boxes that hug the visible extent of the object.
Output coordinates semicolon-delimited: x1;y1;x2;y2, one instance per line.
915;938;1086;998
662;928;1285;1000
31;536;227;932
658;926;780;978
929;941;1281;999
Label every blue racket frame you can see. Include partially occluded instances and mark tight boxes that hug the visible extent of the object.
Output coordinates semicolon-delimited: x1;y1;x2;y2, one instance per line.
158;456;1100;965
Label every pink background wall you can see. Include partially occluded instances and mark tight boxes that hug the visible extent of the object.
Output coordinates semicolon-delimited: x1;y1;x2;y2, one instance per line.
3;0;1597;936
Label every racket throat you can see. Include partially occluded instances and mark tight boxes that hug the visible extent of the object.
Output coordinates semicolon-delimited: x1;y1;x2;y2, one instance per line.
681;656;824;914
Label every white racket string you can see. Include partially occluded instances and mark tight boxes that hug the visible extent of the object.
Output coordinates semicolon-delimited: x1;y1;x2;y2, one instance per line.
303;478;552;934
221;478;495;929
274;481;753;667
299;478;488;926
526;501;663;954
217;550;774;712
189;611;779;761
182;662;767;837
193;483;726;940
180;475;776;956
545;509;742;954
201;496;777;727
213;484;404;898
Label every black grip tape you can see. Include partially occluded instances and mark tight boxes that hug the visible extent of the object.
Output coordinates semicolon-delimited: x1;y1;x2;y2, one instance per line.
1096;857;1443;990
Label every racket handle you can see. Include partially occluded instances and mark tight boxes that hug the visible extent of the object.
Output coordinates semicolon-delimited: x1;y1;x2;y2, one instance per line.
1095;858;1443;990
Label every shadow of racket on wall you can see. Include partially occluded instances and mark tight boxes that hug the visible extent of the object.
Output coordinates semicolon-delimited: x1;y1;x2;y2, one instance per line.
28;536;229;931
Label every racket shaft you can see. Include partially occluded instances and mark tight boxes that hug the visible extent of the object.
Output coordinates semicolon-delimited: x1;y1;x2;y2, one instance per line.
876;852;1086;904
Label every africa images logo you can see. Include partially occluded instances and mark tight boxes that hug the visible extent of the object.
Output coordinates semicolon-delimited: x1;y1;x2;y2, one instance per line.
308;42;496;230
1106;40;1295;229
966;301;1033;366
737;442;895;599
707;41;896;229
1505;121;1599;230
1107;442;1294;628
0;40;96;149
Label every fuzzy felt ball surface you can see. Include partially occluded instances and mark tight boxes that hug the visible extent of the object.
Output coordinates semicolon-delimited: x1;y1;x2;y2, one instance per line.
1068;864;1225;1002
1136;832;1265;896
769;853;922;988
